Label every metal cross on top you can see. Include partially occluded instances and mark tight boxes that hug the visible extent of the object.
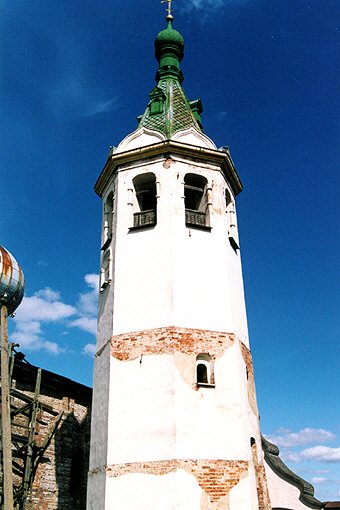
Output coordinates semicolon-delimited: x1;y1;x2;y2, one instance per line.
161;0;174;21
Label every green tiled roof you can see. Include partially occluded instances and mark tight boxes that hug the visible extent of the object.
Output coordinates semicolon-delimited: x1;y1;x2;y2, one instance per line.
138;21;203;139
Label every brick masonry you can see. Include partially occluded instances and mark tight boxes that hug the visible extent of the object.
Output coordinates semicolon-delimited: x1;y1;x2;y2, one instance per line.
106;327;272;507
104;459;249;503
110;326;235;361
251;441;272;510
240;341;259;417
6;360;92;510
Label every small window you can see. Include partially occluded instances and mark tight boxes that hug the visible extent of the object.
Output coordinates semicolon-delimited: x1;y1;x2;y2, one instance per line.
225;188;239;251
197;363;208;384
100;248;112;293
196;354;215;387
102;191;114;249
130;173;157;230
184;174;210;230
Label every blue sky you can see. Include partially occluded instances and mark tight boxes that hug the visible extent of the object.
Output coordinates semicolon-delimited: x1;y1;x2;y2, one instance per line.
1;0;339;501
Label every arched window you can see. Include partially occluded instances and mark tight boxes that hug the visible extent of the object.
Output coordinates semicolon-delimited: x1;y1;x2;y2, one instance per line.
100;248;112;293
131;173;157;229
225;188;239;251
102;190;114;249
197;363;208;384
184;174;210;230
196;354;215;387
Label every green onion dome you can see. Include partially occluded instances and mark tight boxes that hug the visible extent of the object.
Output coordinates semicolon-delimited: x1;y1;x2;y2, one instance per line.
154;21;184;65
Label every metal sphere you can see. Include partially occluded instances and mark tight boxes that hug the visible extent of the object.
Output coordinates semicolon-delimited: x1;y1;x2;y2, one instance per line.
0;245;25;315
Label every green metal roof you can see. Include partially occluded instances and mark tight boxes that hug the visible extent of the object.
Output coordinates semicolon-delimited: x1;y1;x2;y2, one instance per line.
138;20;203;139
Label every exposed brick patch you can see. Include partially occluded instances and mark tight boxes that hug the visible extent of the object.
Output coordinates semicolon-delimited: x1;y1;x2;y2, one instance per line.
240;342;253;380
105;459;248;503
251;441;272;510
256;464;272;510
240;341;259;417
110;326;235;361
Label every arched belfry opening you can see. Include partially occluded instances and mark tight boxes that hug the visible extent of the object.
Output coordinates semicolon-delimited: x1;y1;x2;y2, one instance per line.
102;190;114;249
184;173;210;229
132;173;157;229
225;188;239;251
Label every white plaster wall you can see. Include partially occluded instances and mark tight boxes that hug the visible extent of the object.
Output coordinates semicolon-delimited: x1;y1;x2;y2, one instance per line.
229;473;259;510
100;154;249;343
107;354;176;464
91;148;261;508
175;343;251;460
104;470;202;510
88;343;111;469
105;343;257;464
104;469;260;510
265;459;312;510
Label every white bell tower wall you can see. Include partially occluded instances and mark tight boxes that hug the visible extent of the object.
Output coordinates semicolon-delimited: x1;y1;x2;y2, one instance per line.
87;141;269;509
96;148;249;348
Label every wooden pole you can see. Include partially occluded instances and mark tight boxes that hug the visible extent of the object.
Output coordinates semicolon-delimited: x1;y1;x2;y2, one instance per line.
1;304;14;510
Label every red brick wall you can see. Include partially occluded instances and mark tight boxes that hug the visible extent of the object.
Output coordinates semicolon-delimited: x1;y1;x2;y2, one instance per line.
110;326;235;361
251;441;272;510
106;459;249;503
240;342;259;417
8;366;91;510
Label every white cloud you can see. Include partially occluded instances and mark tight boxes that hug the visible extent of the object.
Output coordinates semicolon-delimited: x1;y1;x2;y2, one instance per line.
12;320;65;354
179;0;249;13
266;428;336;448
69;317;97;336
15;290;76;322
77;274;99;316
11;275;99;354
12;288;76;354
84;274;99;291
68;274;98;337
300;446;340;463
84;97;118;117
35;287;61;302
83;343;96;357
67;274;99;354
284;446;340;464
283;451;301;463
311;477;328;484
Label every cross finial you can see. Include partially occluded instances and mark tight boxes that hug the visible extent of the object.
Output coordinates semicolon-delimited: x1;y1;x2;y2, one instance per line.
161;0;174;22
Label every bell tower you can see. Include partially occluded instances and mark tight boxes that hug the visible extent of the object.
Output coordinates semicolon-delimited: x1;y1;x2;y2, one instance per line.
87;12;271;510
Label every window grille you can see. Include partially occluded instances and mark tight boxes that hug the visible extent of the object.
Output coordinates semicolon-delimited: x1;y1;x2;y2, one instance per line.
185;209;207;228
133;209;156;228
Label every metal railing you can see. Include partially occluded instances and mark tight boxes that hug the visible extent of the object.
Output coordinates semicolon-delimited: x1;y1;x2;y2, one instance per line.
185;209;207;228
133;209;156;228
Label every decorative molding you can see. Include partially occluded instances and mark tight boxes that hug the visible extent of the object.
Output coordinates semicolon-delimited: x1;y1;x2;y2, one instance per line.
172;126;217;149
117;127;166;153
95;139;243;198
